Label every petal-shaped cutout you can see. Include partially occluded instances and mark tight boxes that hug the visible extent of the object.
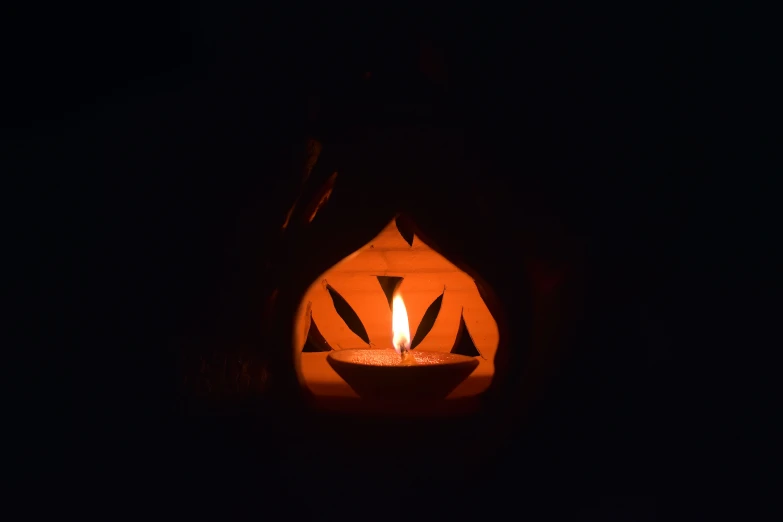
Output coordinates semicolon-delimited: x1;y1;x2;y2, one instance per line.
282;139;325;231
450;310;483;358
410;288;444;350
376;276;404;310
303;171;338;224
302;316;333;352
326;283;370;344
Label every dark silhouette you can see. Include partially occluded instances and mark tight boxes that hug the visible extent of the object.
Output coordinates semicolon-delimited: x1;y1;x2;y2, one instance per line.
4;3;719;520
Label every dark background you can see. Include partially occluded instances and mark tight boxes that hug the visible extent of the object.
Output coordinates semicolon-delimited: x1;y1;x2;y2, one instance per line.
4;2;724;519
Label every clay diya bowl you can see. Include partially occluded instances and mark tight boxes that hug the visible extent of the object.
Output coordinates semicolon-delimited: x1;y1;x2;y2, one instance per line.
326;349;480;400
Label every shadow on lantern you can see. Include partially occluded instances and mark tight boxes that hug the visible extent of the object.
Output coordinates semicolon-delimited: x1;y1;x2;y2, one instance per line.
293;215;501;416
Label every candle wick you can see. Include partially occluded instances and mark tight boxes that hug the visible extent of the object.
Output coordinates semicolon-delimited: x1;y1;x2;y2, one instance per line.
398;342;411;363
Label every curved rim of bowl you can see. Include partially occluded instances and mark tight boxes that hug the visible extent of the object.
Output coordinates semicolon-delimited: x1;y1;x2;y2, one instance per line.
326;348;479;367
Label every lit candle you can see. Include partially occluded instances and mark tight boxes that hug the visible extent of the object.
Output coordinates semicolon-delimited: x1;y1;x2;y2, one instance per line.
326;292;479;399
392;293;415;365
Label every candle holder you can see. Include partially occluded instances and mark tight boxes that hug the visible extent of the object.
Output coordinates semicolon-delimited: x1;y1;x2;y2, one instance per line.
326;349;479;400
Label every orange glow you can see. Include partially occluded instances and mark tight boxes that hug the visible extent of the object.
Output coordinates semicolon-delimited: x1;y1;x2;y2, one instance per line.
391;294;411;354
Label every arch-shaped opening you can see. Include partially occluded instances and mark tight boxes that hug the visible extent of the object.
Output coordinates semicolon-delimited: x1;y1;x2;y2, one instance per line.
294;216;500;411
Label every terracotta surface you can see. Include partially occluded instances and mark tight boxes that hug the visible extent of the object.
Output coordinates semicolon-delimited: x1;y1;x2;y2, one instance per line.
300;352;493;399
325;349;479;400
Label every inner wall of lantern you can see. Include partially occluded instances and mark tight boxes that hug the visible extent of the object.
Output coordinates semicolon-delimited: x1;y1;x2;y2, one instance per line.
293;218;500;399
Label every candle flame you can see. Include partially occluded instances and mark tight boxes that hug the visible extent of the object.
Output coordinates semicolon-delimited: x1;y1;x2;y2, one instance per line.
392;294;411;354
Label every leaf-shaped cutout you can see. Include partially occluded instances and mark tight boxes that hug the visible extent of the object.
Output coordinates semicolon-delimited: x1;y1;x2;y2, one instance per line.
302;316;333;352
303;171;338;224
410;288;445;350
376;276;404;310
282;140;324;231
326;283;370;344
395;215;415;247
450;309;483;358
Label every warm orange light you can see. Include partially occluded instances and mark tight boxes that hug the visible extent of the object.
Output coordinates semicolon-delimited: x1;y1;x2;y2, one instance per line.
391;294;411;354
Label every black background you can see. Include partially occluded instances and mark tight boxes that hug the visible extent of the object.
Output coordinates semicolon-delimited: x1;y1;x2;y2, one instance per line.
3;2;726;519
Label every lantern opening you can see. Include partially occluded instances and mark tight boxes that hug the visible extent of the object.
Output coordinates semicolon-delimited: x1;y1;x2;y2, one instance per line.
294;216;500;412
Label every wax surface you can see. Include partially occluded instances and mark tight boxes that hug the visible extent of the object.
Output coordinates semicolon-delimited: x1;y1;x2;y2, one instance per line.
329;349;472;366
